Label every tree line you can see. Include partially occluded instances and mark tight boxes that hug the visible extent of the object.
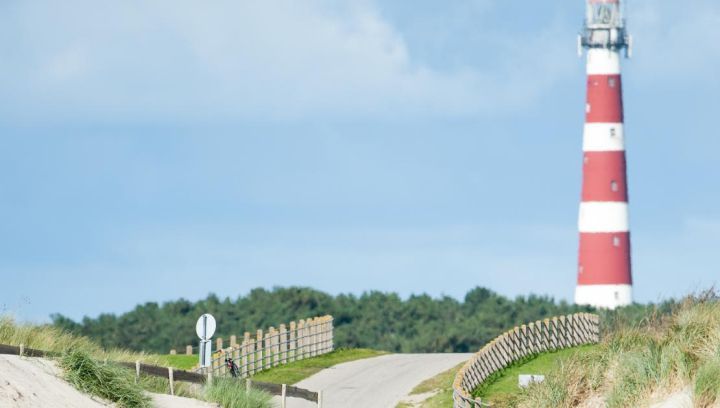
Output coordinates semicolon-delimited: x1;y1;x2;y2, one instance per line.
51;286;661;354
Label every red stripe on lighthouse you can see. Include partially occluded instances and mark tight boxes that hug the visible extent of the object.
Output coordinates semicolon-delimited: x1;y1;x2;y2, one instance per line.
582;151;628;202
586;75;623;123
578;232;632;285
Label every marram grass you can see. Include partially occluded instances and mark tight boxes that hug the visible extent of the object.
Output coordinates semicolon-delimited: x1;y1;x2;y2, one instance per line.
60;349;151;408
0;315;163;365
1;316;279;408
514;291;720;408
204;378;273;408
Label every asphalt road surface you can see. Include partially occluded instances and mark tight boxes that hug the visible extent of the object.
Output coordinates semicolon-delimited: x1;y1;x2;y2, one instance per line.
274;353;472;408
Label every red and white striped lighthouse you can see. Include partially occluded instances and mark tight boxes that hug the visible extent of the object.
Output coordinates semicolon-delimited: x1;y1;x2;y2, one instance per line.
575;0;633;309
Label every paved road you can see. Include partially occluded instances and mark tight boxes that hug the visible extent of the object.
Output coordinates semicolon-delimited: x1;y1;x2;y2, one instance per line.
274;353;472;408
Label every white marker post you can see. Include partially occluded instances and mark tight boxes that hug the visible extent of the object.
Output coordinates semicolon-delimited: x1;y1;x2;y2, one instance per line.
196;314;217;371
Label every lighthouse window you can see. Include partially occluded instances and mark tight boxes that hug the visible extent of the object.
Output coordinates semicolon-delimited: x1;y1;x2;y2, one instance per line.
610;128;616;137
608;77;616;88
613;236;621;247
611;180;618;192
614;291;620;300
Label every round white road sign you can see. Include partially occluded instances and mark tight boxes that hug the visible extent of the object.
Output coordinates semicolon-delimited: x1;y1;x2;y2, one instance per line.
196;314;216;340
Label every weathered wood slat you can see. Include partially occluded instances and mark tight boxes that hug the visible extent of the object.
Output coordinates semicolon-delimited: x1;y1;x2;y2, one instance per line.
452;313;601;408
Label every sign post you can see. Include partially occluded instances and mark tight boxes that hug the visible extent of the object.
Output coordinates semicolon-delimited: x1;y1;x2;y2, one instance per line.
196;314;216;368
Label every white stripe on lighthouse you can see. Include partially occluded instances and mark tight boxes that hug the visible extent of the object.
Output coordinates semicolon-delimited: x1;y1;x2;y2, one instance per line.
583;123;625;152
575;284;632;310
578;202;629;233
586;49;621;75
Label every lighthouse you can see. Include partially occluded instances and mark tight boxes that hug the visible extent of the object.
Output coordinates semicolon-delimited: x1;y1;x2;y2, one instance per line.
575;0;633;309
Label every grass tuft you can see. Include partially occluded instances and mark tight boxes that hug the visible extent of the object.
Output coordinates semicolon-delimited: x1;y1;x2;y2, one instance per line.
694;355;720;407
60;349;151;408
204;378;272;408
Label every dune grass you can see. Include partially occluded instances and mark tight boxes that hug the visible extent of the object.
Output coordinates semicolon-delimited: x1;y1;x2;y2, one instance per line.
60;349;151;408
1;316;101;355
514;291;720;408
0;316;164;366
251;348;385;384
469;345;596;406
204;378;273;408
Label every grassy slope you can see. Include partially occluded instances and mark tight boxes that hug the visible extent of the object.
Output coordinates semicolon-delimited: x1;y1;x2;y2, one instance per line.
515;294;720;408
154;354;198;370
251;348;386;384
475;345;597;406
395;347;595;408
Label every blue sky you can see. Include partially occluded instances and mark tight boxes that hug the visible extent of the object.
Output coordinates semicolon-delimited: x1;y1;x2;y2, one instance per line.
1;0;718;322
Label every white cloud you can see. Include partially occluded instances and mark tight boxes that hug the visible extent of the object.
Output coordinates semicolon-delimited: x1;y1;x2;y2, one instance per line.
0;0;575;123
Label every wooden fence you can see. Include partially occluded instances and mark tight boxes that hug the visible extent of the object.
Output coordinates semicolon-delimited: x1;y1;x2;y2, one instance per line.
190;315;334;379
452;313;600;408
0;343;320;404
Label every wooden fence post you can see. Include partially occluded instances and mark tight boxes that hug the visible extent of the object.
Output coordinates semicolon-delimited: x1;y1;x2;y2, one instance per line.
297;320;305;360
281;383;287;408
311;318;318;357
242;332;250;377
264;331;272;368
322;316;328;353
185;345;193;355
168;367;174;396
256;329;264;372
289;321;297;362
135;360;140;384
318;318;324;354
230;335;237;348
169;349;176;355
280;324;288;364
212;352;219;377
19;344;24;357
272;327;280;367
233;339;240;366
216;338;224;353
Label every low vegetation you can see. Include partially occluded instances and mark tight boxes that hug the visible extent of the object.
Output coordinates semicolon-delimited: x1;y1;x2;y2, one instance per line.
396;362;466;408
60;349;151;408
473;345;597;406
0;316;271;408
251;348;385;384
204;378;273;408
514;291;720;408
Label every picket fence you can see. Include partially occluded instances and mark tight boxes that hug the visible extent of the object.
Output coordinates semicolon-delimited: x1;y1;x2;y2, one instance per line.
452;313;600;407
